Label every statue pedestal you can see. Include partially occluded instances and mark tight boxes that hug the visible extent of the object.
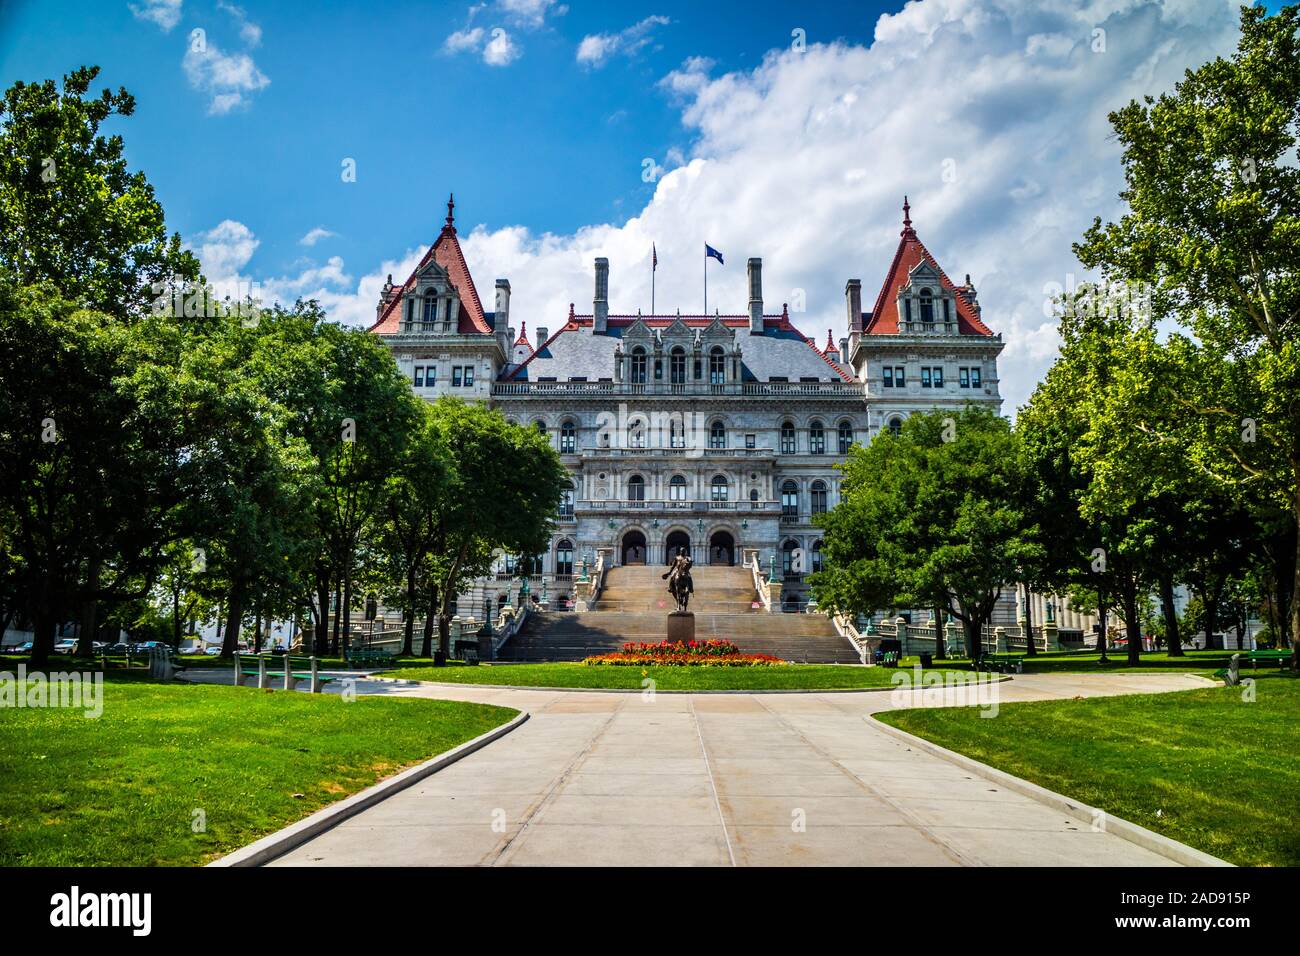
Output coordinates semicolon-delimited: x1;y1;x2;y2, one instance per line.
666;611;695;644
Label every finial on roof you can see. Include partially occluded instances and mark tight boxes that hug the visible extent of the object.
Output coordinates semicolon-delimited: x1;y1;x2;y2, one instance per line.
445;193;456;230
902;195;913;235
825;328;835;353
515;320;529;347
782;303;789;321
568;302;575;320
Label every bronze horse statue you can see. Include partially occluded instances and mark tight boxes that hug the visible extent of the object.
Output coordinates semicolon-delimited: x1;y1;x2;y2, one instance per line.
662;547;694;613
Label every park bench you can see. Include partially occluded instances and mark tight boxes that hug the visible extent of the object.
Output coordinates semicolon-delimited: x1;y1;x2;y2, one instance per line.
453;639;481;665
99;649;146;670
345;646;399;669
1245;649;1293;669
978;653;1025;674
233;652;333;693
876;650;899;668
147;645;188;680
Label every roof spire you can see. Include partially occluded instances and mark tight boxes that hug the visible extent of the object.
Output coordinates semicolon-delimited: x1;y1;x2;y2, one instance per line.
445;193;456;231
825;328;836;354
901;195;913;236
514;319;529;347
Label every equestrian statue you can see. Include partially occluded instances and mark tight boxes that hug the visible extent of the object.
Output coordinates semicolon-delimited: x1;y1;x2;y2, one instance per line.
662;547;694;613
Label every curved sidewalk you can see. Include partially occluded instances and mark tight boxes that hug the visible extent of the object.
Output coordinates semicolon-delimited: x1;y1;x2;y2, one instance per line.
230;670;1217;867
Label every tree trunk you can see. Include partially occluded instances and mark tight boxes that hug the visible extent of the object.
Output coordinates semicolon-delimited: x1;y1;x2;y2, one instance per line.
314;569;330;656
221;588;244;658
421;583;437;658
1204;589;1219;651
1159;572;1182;656
252;604;264;653
932;604;947;660
1022;588;1037;657
341;573;353;660
75;558;99;658
172;586;183;648
1122;585;1141;666
1097;599;1109;662
403;567;416;657
963;617;981;661
330;579;342;656
1291;481;1300;669
30;598;57;669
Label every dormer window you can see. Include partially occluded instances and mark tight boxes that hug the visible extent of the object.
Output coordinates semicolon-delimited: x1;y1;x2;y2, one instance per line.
919;288;934;324
423;292;437;326
709;347;726;385
630;347;647;384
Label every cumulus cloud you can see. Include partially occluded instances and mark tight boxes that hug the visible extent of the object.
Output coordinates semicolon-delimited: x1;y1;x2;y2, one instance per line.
228;0;1244;414
130;0;182;31
443;26;485;54
498;0;565;29
444;25;520;66
482;28;521;66
217;1;262;47
183;36;269;114
576;15;670;68
299;227;336;247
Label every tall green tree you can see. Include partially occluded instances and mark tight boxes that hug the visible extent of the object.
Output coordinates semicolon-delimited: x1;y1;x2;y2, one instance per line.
813;407;1040;661
1074;3;1300;665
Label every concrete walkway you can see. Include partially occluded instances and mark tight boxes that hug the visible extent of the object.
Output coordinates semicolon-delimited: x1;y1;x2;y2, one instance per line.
186;668;1213;866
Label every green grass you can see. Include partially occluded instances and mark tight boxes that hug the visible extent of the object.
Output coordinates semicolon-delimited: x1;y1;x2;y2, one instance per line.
380;659;979;690
877;672;1300;867
0;676;516;866
936;648;1282;676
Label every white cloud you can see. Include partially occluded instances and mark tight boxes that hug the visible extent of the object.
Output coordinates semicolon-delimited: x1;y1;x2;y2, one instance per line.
576;15;671;68
129;0;182;31
300;227;337;247
218;1;262;47
193;220;259;280
444;27;485;54
183;37;269;114
482;28;520;66
230;0;1243;416
498;0;563;29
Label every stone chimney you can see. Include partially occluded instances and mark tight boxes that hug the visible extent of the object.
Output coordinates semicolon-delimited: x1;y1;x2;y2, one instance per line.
747;258;763;333
495;279;511;355
839;336;850;366
845;278;863;362
593;257;609;333
535;326;548;348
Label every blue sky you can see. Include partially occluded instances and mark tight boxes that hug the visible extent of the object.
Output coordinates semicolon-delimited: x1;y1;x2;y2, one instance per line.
0;1;1269;410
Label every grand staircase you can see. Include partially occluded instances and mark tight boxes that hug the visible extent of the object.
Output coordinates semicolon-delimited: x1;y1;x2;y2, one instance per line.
498;564;860;663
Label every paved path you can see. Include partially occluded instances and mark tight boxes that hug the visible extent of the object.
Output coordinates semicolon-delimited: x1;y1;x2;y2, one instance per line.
187;669;1213;866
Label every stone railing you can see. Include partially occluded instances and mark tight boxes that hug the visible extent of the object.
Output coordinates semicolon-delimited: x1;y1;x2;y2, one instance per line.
828;611;874;665
491;381;861;399
490;604;530;656
574;548;610;611
745;549;773;613
892;620;1058;656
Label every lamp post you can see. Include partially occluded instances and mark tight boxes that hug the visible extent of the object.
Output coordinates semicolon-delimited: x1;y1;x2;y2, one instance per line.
768;552;778;584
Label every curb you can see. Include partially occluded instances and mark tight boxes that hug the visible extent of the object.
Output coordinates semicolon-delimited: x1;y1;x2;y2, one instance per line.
370;674;1013;695
865;714;1231;868
207;710;530;867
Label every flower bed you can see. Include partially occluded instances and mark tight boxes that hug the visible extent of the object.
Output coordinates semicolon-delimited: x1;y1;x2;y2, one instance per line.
621;639;741;658
584;651;786;667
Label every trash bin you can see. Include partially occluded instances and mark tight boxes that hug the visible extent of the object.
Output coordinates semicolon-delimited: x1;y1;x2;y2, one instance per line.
919;652;933;668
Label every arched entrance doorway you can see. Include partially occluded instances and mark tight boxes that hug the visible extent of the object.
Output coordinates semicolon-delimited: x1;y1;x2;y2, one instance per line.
664;530;690;564
621;530;647;565
709;530;735;566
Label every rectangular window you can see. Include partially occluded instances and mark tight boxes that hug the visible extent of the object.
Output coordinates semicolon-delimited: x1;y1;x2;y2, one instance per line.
932;367;943;388
970;367;981;388
745;434;756;449
413;366;424;387
895;366;906;387
882;366;893;388
452;366;463;387
959;367;970;388
943;299;951;323
426;366;436;387
464;366;474;387
920;367;931;388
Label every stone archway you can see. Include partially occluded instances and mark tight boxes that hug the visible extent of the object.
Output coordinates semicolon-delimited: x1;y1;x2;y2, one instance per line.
708;530;735;566
664;530;691;565
621;530;647;566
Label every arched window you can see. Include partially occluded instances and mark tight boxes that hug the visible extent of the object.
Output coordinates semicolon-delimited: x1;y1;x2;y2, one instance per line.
887;417;903;437
627;474;645;503
629;418;646;448
669;418;685;449
631;347;647;384
811;540;824;573
780;420;797;454
669;474;687;502
556;539;574;576
519;553;543;576
919;287;934;324
710;474;729;502
749;488;759;503
559;481;575;517
810;480;828;515
809;420;825;455
782;539;800;577
670;347;687;385
534;420;548;439
781;480;799;517
709;346;726;385
560;420;576;454
423;292;437;325
838;420;853;454
709;420;726;450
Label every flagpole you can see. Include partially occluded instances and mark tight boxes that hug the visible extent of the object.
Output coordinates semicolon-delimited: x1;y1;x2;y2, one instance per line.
704;246;708;316
651;253;656;316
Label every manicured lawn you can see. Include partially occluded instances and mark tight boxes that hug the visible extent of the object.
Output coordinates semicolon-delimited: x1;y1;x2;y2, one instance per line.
381;660;979;690
877;672;1300;866
0;677;516;866
938;649;1285;676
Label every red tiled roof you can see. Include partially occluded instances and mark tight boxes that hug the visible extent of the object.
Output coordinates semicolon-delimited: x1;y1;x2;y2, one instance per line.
368;194;491;335
865;199;993;337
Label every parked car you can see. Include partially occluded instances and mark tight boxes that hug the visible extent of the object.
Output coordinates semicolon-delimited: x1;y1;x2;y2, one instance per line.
203;646;225;656
53;640;77;653
10;641;33;653
105;643;129;655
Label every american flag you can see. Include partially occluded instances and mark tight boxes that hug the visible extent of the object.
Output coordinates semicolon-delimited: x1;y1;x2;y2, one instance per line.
652;244;657;271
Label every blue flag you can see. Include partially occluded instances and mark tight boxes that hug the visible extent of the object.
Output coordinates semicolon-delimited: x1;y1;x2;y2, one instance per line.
705;244;724;264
